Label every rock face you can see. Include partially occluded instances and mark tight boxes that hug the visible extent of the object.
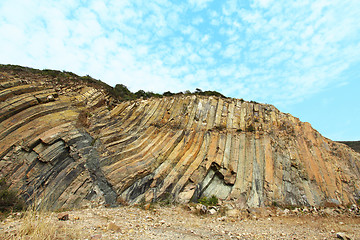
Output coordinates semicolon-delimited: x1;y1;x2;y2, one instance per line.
1;66;360;210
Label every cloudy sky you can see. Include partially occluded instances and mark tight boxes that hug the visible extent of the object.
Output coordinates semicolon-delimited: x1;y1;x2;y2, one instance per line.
0;0;359;141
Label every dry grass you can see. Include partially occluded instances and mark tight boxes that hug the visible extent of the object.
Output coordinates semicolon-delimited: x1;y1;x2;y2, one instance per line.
1;210;79;240
1;206;360;240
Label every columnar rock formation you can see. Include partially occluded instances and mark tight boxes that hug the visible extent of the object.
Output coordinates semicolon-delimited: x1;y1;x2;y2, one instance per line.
1;66;359;210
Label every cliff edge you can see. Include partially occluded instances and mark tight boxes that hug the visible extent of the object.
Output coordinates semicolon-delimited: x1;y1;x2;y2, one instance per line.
1;65;359;210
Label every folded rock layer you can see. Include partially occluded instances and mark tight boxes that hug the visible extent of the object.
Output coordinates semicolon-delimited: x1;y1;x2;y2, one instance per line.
0;66;359;210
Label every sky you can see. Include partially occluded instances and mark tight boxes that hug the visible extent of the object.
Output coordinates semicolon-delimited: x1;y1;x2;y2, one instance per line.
0;0;359;141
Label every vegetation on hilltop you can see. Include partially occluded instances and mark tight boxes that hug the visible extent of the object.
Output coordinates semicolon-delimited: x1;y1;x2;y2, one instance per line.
0;64;227;101
338;141;360;153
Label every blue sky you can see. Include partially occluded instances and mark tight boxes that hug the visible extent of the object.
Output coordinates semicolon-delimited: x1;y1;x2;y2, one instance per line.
0;0;359;141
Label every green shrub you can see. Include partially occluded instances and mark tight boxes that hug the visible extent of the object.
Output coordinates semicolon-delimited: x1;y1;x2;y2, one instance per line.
198;195;218;206
163;91;175;97
208;195;218;205
198;197;208;205
0;178;25;213
246;124;255;132
113;84;136;100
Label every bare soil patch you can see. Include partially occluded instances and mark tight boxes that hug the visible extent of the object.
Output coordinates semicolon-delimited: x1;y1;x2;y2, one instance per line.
1;205;360;239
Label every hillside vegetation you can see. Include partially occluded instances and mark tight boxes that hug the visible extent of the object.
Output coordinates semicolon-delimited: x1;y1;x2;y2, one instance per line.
0;64;226;101
338;141;360;153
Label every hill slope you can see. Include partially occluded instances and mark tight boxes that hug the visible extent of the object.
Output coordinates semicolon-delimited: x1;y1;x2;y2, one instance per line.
338;141;360;153
0;65;359;210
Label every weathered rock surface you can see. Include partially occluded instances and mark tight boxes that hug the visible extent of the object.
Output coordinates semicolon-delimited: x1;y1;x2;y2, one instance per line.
0;66;359;210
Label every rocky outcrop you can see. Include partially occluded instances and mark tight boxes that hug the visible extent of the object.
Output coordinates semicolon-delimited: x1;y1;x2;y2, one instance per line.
0;66;359;210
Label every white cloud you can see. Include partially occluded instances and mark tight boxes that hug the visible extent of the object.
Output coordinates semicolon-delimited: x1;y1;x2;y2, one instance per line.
252;0;273;8
0;0;359;109
188;0;213;10
222;0;238;16
201;35;210;43
192;17;203;25
210;19;220;26
221;44;241;58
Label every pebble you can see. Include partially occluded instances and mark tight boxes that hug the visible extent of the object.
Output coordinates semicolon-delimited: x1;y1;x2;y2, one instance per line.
209;208;217;215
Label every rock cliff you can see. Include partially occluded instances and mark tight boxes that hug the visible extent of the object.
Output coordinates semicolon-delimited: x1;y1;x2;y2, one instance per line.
1;65;359;210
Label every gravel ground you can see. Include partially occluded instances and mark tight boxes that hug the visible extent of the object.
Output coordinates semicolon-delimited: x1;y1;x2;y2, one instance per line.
1;205;360;239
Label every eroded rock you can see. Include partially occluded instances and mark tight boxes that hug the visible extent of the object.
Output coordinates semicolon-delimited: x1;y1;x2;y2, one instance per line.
1;65;360;211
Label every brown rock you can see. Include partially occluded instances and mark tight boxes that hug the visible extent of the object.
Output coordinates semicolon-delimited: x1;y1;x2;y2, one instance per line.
57;213;69;221
336;232;351;240
143;203;151;210
1;65;360;211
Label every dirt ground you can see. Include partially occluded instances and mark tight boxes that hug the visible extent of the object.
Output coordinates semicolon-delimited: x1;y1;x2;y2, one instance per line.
1;205;360;239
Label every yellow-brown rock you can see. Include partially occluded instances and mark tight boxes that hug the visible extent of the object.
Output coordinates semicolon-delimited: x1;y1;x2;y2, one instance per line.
0;65;359;210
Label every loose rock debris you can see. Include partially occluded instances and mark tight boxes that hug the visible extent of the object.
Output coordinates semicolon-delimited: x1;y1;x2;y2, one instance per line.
1;205;360;239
